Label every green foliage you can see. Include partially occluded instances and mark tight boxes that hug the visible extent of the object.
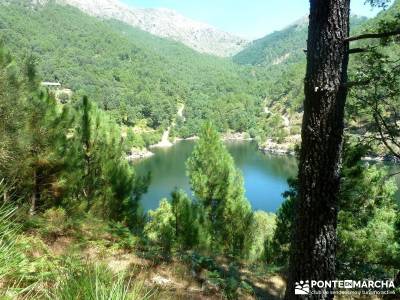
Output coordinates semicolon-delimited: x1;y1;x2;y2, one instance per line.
170;190;201;250
0;2;267;137
234;16;367;67
52;263;151;300
144;199;175;257
0;46;26;185
272;143;400;279
367;0;393;8
248;211;276;262
0;203;22;284
347;0;400;158
35;207;73;239
67;96;136;216
108;222;139;250
144;190;203;256
0;49;71;213
189;253;253;299
187;122;253;257
271;178;297;266
233;20;308;66
0;190;151;298
0;44;149;230
337;144;400;278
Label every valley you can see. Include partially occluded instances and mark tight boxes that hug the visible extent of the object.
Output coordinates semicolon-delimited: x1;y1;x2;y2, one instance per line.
0;0;399;299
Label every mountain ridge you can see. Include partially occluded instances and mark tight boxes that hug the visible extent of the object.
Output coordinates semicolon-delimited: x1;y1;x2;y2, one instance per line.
233;15;368;66
41;0;249;57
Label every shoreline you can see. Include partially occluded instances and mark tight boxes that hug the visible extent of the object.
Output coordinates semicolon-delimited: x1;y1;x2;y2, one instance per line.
126;148;154;161
127;134;400;164
127;132;254;161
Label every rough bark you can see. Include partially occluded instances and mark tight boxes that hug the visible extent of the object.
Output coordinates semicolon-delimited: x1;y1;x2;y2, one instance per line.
284;0;350;299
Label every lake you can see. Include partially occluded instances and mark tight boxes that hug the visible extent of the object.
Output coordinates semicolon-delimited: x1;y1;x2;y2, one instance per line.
134;140;298;212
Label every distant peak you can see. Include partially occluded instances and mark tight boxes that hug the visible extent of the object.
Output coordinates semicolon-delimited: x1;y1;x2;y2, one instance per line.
288;15;309;28
51;0;248;56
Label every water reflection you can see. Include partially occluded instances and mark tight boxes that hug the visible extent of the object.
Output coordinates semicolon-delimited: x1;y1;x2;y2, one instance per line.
134;140;297;212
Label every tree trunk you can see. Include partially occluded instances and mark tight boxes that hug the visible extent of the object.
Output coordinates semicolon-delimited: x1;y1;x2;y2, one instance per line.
30;168;40;216
285;1;350;299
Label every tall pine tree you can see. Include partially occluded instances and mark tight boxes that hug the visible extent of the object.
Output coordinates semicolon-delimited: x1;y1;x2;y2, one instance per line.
187;122;252;257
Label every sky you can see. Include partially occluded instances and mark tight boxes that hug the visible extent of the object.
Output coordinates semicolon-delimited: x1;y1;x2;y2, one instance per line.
121;0;386;39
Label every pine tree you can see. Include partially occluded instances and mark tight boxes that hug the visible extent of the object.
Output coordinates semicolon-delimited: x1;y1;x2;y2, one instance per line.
70;96;138;221
285;1;351;298
171;189;201;250
0;52;68;213
0;46;25;187
186;122;252;257
274;143;400;281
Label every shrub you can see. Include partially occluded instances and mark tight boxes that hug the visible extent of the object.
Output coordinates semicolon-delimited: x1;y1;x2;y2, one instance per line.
144;199;175;257
248;211;276;262
108;222;138;250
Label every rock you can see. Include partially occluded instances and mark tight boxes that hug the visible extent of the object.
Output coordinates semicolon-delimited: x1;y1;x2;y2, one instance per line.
222;132;252;141
150;127;174;148
259;139;295;155
126;148;154;161
362;156;384;162
151;275;173;286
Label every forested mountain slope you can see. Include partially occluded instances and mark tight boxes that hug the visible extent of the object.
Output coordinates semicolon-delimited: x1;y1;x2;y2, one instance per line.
0;0;395;150
233;16;368;66
233;17;309;66
60;0;249;57
4;0;248;57
0;1;269;137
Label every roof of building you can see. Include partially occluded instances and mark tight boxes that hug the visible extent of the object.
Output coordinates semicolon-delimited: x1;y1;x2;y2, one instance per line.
41;82;61;86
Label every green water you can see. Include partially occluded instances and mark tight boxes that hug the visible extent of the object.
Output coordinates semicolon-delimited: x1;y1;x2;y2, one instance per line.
133;140;400;212
134;140;298;212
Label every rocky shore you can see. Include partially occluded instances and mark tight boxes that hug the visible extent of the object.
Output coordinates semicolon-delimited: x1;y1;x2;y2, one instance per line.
362;154;400;164
259;136;300;156
259;143;295;155
222;132;252;141
126;148;154;161
126;132;254;161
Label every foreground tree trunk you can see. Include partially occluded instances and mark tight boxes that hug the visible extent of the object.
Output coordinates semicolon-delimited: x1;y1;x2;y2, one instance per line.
285;0;350;299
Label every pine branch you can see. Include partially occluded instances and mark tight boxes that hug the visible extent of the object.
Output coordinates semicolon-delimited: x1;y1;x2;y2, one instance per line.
342;80;371;88
348;48;369;54
345;29;400;42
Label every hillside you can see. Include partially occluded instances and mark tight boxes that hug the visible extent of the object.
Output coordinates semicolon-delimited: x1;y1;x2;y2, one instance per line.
0;1;268;137
44;0;248;57
0;1;393;151
233;16;368;66
233;17;308;67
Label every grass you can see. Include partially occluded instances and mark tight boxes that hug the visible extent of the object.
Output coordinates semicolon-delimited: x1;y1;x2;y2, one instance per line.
0;184;278;300
0;204;19;281
0;181;155;300
51;263;154;300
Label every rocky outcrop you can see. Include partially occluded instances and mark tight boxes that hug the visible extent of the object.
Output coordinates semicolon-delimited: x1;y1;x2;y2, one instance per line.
222;132;252;141
259;140;294;155
53;0;248;57
126;148;154;161
259;135;301;156
150;127;173;148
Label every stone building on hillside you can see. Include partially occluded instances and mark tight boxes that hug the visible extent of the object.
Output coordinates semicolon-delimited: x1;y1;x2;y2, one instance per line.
40;82;73;104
